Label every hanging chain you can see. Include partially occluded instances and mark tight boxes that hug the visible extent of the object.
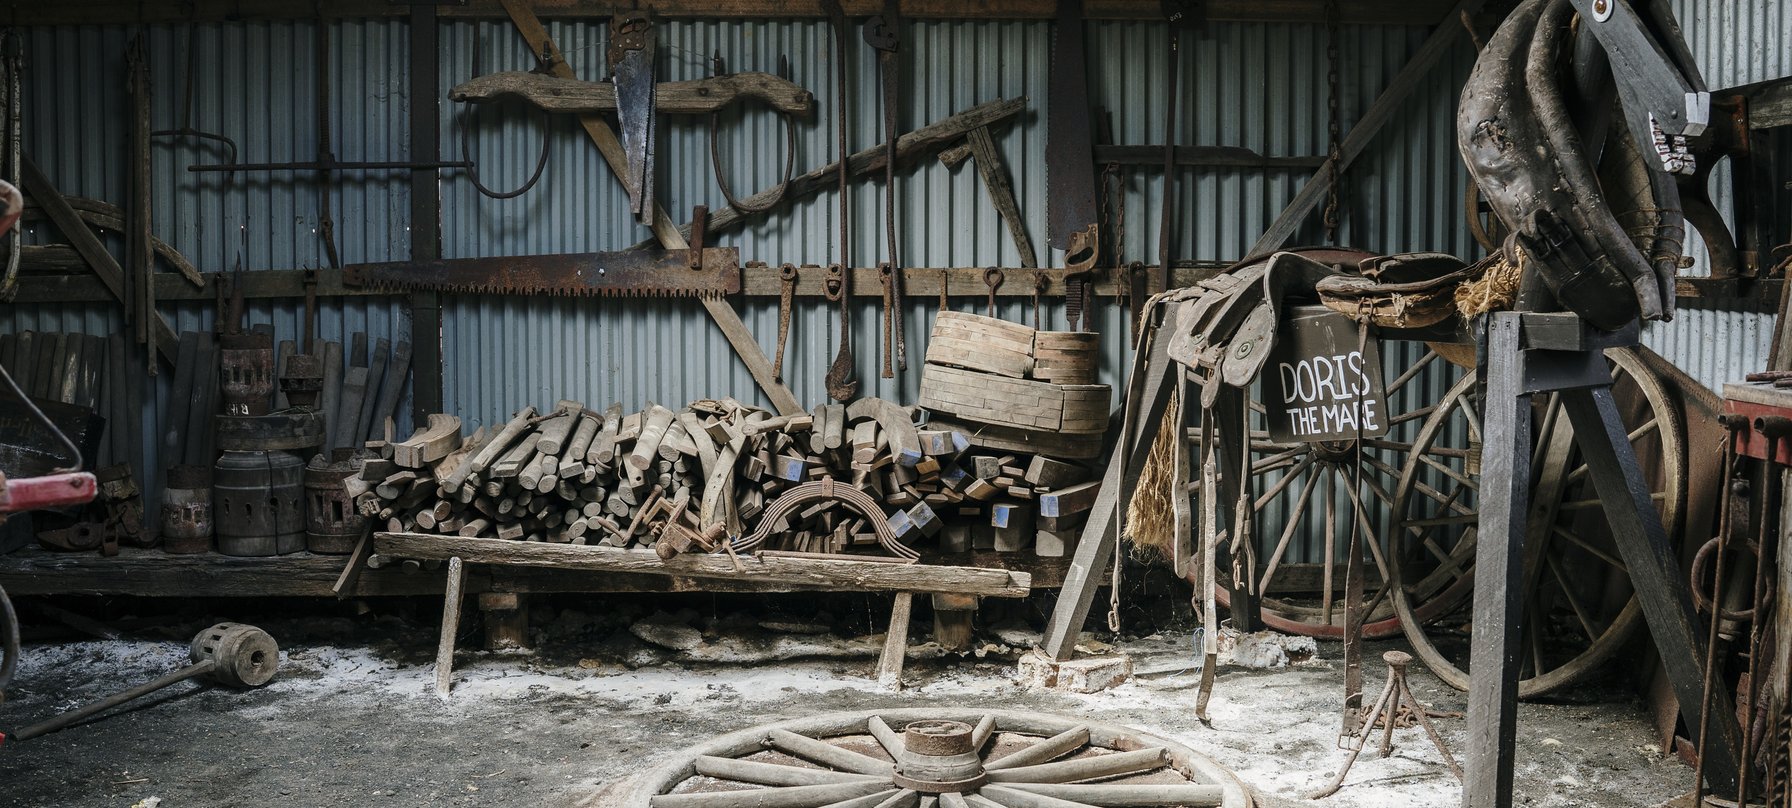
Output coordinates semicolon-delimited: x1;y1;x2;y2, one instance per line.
1323;0;1343;245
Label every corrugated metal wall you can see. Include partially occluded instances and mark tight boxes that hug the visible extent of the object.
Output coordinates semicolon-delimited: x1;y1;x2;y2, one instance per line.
438;17;1479;435
1642;1;1792;391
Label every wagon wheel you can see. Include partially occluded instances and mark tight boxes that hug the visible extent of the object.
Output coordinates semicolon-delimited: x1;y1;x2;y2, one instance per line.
1388;347;1682;698
604;708;1255;808
1210;345;1471;639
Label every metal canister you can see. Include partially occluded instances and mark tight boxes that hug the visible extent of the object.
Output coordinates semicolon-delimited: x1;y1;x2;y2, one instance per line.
213;450;305;556
160;464;214;554
219;332;275;416
279;353;324;410
304;449;367;554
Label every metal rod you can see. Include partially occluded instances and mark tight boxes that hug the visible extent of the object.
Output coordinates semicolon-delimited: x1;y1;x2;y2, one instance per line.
190;159;472;173
9;659;216;741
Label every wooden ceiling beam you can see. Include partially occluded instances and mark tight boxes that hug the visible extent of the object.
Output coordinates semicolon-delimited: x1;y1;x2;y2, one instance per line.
4;0;1457;26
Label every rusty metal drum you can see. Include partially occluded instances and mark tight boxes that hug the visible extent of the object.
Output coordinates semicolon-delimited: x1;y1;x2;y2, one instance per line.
213;450;305;556
304;450;367;554
160;464;213;554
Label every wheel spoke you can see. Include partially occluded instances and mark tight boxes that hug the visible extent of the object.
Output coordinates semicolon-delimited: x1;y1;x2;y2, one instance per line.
971;715;997;751
868;716;906;760
766;729;896;776
985;727;1090;771
1548;525;1630;574
1418;454;1479;491
1251;447;1305;474
1322;472;1338;625
1252;455;1316;509
1546;554;1602;643
988;782;1225;807
693;756;890;788
649;782;894;807
1388;404;1439;428
1257;470;1323;593
1554;491;1668;511
985;748;1169;785
1627;418;1661;443
1384;349;1440;394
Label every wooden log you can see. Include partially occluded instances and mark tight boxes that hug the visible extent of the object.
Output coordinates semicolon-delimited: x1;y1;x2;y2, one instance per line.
991;503;1035;553
1038;480;1101;518
848;397;923;467
332;364;370;453
823;404;846;450
533;401;581;455
560;410;600;472
365;339;412;443
354;337;392;446
629;404;675;471
374;533;1033;597
809;404;829;453
916;429;969;457
589;403;623;464
1024;456;1088;489
394;413;463;469
319;341;343;452
742;413;814;437
491;433;542;478
906;501;942;538
441;405;538;495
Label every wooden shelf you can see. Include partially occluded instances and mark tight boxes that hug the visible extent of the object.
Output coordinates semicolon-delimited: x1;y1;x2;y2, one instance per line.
0;546;1069;598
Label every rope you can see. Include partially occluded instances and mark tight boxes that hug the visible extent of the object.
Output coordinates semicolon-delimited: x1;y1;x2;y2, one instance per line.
1454;249;1524;319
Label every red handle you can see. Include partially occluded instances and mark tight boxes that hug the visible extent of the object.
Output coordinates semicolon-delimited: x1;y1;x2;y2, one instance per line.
0;472;98;513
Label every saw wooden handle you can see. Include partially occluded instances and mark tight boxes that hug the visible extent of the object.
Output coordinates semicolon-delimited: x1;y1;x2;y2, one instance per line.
450;71;815;116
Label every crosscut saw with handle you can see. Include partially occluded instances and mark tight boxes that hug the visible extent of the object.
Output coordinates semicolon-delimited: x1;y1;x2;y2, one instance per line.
609;13;657;225
1046;0;1101;332
342;248;741;298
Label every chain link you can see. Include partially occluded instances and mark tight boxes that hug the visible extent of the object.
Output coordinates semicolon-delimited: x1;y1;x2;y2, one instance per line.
1323;0;1344;244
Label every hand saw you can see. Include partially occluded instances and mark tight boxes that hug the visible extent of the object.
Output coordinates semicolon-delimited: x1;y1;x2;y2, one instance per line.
341;248;741;298
608;13;657;224
1046;0;1101;331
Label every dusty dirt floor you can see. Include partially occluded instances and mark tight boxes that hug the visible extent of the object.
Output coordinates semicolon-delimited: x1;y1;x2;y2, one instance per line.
0;599;1692;808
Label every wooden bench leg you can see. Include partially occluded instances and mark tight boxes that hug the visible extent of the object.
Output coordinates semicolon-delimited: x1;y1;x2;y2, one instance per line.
878;592;915;690
433;556;466;699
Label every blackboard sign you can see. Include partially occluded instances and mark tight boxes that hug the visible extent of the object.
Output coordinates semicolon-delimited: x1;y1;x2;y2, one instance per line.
1262;308;1389;443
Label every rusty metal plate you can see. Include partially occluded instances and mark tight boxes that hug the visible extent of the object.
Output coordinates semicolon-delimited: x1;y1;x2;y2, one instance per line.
342;248;740;298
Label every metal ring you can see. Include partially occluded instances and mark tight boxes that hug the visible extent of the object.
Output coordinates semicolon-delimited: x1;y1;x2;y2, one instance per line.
709;106;798;214
458;104;551;200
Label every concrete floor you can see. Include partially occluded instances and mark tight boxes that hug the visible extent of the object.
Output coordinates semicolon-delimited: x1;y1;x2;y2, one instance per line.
0;608;1693;808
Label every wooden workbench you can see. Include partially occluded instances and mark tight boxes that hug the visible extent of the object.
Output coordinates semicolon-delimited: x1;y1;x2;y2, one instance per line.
0;546;1070;598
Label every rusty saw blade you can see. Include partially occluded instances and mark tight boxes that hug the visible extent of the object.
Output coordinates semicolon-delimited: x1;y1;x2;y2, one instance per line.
1046;0;1101;331
342;248;741;298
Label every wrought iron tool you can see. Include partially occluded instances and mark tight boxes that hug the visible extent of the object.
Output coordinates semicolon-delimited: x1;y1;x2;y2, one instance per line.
1046;0;1102;332
821;0;858;402
774;263;797;382
865;1;907;375
608;13;658;224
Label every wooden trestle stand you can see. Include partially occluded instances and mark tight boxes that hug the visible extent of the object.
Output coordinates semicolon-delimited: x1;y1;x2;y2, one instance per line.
1462;312;1741;806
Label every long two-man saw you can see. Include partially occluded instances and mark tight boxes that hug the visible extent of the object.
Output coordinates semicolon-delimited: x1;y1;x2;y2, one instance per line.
1046;0;1101;333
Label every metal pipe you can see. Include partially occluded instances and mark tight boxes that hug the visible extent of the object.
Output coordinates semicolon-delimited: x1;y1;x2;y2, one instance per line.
8;659;216;741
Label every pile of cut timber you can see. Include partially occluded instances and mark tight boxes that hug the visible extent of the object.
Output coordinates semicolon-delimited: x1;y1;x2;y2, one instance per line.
356;394;1101;559
918;312;1111;459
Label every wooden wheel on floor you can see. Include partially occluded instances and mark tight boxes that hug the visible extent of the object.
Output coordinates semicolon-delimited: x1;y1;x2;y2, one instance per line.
1388;347;1682;698
1212;345;1471;639
597;708;1256;807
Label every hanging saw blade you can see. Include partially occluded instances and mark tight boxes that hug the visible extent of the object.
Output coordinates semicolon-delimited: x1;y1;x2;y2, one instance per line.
1046;0;1101;331
342;248;741;298
609;13;657;224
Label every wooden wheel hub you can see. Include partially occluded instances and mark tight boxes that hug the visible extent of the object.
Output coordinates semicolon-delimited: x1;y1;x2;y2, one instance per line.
892;719;988;793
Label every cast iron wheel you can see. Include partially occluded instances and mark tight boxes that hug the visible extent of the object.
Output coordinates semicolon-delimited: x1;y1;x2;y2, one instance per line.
1211;346;1470;639
1387;347;1682;698
594;708;1255;808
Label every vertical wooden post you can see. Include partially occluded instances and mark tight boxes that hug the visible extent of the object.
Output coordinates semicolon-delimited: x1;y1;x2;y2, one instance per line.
408;2;444;429
1463;313;1527;808
434;556;466;699
478;592;530;651
878;592;914;690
